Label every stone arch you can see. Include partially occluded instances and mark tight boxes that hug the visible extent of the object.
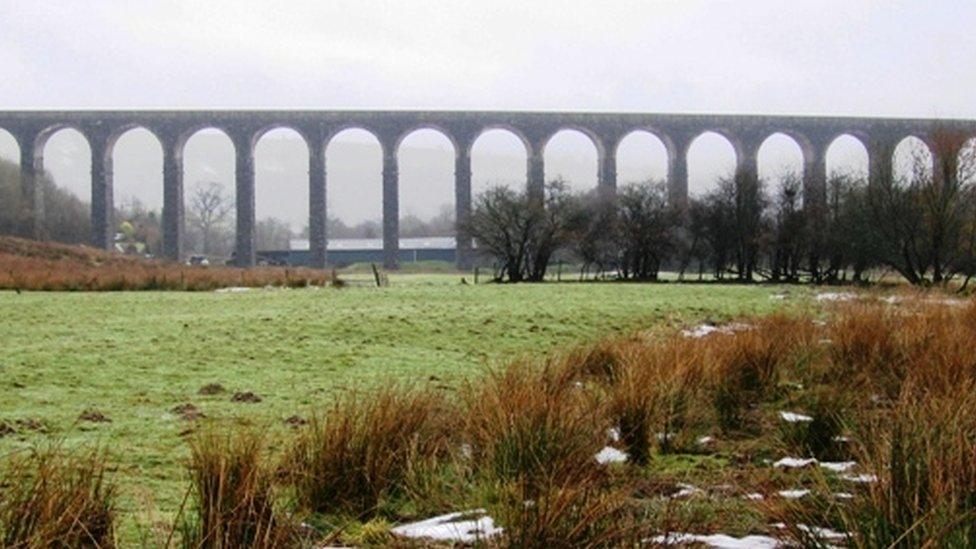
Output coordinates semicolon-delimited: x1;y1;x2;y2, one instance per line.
0;127;19;165
893;135;934;185
614;129;672;185
395;124;458;156
958;137;976;185
686;130;739;196
542;128;601;192
180;126;237;259
253;127;309;250
396;128;456;237
251;124;311;155
325;127;384;233
468;125;532;158
825;134;869;180
326;125;386;157
35;125;93;244
757;132;807;198
110;127;164;248
470;128;531;196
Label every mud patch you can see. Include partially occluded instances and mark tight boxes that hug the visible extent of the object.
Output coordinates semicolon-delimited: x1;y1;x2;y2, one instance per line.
198;383;226;395
15;418;47;432
231;391;262;403
171;403;206;421
78;409;111;423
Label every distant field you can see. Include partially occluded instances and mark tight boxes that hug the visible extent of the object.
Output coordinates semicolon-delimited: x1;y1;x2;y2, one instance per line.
0;276;808;535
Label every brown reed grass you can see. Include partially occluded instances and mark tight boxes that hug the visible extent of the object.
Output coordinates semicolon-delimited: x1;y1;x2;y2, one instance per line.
0;444;116;548
0;235;338;291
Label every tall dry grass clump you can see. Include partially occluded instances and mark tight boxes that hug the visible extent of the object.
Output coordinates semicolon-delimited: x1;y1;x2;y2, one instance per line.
285;386;450;516
179;427;298;549
827;301;976;398
706;315;814;432
465;358;638;546
603;337;706;463
487;476;637;548
462;359;605;490
0;445;116;548
838;384;976;547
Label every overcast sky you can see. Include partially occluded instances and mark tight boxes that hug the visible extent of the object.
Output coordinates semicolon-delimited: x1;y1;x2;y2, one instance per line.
1;0;973;116
0;1;971;226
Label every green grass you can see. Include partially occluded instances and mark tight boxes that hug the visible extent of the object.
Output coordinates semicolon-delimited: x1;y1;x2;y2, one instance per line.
0;275;804;540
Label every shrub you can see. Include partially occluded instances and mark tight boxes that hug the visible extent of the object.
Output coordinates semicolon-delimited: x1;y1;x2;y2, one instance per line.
179;427;298;549
0;444;116;548
285;386;450;516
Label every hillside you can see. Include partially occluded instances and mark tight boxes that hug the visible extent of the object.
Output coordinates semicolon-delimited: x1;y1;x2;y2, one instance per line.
0;235;334;291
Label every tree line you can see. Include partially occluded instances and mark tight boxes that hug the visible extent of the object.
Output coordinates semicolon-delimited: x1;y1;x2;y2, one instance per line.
462;130;976;289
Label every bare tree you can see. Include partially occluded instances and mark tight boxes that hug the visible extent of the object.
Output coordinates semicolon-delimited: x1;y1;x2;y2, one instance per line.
188;182;233;256
866;128;976;285
614;180;678;281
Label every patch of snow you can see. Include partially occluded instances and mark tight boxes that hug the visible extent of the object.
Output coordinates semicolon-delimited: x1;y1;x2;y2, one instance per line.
698;435;715;445
832;435;850;443
648;533;780;548
841;473;878;483
779;411;813;423
390;509;502;543
820;461;856;473
214;286;251;293
796;524;848;542
682;324;722;338
607;427;621;442
744;492;765;501
778;489;811;499
816;292;857;302
595;446;628;464
833;492;854;500
670;483;701;499
681;323;752;339
774;457;818;469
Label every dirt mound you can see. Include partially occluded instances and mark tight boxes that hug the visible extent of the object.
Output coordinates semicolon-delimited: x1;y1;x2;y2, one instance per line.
284;415;308;427
15;418;47;432
198;383;226;395
171;403;205;421
78;409;111;423
231;391;262;403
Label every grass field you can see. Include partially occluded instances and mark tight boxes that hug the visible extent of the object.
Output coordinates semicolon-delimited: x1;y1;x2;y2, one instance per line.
0;276;804;528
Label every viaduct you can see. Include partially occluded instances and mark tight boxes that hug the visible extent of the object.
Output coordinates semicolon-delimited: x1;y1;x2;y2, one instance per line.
1;109;975;269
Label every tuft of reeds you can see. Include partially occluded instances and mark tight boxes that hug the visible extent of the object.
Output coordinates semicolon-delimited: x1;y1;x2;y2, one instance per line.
178;426;298;549
840;383;976;547
487;475;638;548
0;444;116;548
462;359;605;491
603;337;706;463
285;386;450;516
707;315;812;432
